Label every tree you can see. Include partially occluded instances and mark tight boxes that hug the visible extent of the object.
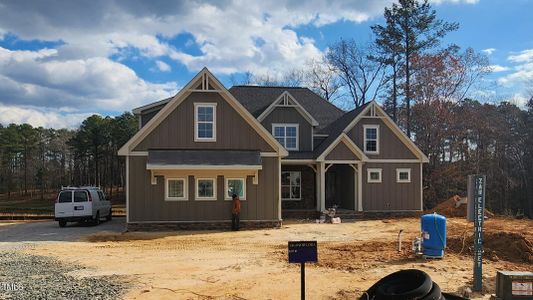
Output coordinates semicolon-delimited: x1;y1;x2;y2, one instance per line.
304;58;343;103
373;0;458;136
326;39;387;108
410;46;491;104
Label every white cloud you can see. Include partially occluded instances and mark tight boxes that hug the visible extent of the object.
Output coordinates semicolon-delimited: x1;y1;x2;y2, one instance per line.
0;47;178;111
155;60;171;72
489;64;509;72
0;0;482;127
507;93;529;109
497;49;533;88
508;49;533;63
482;48;496;55
0;104;95;128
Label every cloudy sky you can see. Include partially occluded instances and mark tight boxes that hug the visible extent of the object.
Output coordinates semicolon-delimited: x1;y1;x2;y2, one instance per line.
0;0;531;128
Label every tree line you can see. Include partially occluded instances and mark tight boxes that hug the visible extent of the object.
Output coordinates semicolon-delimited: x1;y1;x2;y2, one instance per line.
1;0;531;217
230;0;533;217
0;113;137;201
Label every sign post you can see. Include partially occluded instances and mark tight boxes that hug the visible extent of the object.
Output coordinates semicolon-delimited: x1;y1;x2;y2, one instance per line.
288;241;318;300
468;175;486;292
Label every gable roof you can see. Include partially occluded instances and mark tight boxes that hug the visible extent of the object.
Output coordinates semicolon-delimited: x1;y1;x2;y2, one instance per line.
256;91;319;126
316;133;368;162
118;68;288;157
229;86;344;132
313;101;429;163
312;102;371;158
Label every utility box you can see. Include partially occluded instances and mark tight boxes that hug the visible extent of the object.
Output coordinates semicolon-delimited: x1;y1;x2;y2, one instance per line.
491;271;533;300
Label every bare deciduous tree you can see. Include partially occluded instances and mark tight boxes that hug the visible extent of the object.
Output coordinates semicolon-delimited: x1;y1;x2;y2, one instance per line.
326;39;387;108
304;58;343;102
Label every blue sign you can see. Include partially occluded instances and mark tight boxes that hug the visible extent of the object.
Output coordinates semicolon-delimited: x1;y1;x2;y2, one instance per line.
288;241;317;263
472;175;486;292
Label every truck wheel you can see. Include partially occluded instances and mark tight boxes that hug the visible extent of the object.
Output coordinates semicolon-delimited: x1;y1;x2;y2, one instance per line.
94;211;101;226
59;220;67;227
106;209;112;221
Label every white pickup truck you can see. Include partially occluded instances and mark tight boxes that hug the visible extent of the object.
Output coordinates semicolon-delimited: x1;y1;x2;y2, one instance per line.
54;187;112;227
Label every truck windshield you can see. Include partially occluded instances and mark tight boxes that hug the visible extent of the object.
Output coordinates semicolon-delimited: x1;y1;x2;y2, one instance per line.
74;191;88;202
58;191;72;203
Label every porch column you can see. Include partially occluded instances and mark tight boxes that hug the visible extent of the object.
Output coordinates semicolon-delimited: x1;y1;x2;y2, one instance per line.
357;162;363;212
318;162;325;212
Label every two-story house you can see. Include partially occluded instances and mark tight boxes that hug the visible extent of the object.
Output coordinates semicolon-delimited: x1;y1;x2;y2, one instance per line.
118;68;429;230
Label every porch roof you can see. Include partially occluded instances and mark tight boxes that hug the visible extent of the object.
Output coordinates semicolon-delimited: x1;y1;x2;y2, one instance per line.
146;149;262;170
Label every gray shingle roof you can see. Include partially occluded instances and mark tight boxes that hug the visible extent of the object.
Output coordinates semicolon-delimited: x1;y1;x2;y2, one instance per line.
228;86;345;132
312;102;371;158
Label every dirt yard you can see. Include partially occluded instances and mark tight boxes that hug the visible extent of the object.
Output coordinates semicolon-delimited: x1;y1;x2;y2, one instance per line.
23;217;532;300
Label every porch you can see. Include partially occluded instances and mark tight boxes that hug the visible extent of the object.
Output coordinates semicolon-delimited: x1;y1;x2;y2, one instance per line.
280;161;362;215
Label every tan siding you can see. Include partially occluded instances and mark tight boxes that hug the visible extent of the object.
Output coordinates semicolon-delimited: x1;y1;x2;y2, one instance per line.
347;118;417;159
362;163;422;211
325;142;361;161
261;107;312;151
128;156;279;222
134;92;274;152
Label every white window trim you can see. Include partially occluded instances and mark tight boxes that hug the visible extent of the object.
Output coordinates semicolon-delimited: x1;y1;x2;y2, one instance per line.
165;177;188;201
225;177;246;200
367;168;382;183
396;168;411;183
363;124;380;154
195;177;217;201
194;103;217;142
281;171;302;201
272;123;299;151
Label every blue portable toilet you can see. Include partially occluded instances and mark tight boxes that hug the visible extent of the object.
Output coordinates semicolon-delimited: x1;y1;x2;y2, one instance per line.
421;213;446;258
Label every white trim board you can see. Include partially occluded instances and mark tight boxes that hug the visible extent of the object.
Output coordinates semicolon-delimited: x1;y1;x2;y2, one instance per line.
257;91;319;126
342;101;429;163
316;133;368;162
146;164;262;170
118;68;288;157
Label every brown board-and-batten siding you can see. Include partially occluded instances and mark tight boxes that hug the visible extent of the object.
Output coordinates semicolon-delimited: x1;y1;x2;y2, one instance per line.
325;142;361;161
347;118;417;159
134;92;275;152
362;163;422;211
261;107;313;151
128;156;280;222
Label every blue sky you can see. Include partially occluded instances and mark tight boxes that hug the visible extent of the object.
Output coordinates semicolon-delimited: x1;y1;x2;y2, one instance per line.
0;0;531;128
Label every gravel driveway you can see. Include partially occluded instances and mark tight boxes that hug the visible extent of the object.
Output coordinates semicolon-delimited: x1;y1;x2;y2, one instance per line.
0;218;129;299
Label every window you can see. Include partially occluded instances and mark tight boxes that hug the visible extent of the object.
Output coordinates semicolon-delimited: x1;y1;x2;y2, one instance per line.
196;178;216;200
367;168;382;183
281;171;301;200
58;191;72;203
396;168;411;183
226;178;246;200
166;178;188;201
272;124;298;150
364;125;379;154
194;103;217;141
74;191;88;202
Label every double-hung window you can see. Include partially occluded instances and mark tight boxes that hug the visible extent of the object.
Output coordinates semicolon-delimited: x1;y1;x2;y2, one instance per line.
194;103;216;141
272;124;298;151
364;125;379;154
196;178;216;200
166;178;188;201
225;178;246;200
281;171;301;200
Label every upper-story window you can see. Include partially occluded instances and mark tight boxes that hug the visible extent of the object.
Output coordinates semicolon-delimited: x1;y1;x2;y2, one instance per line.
272;124;298;151
363;125;379;154
194;103;217;142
